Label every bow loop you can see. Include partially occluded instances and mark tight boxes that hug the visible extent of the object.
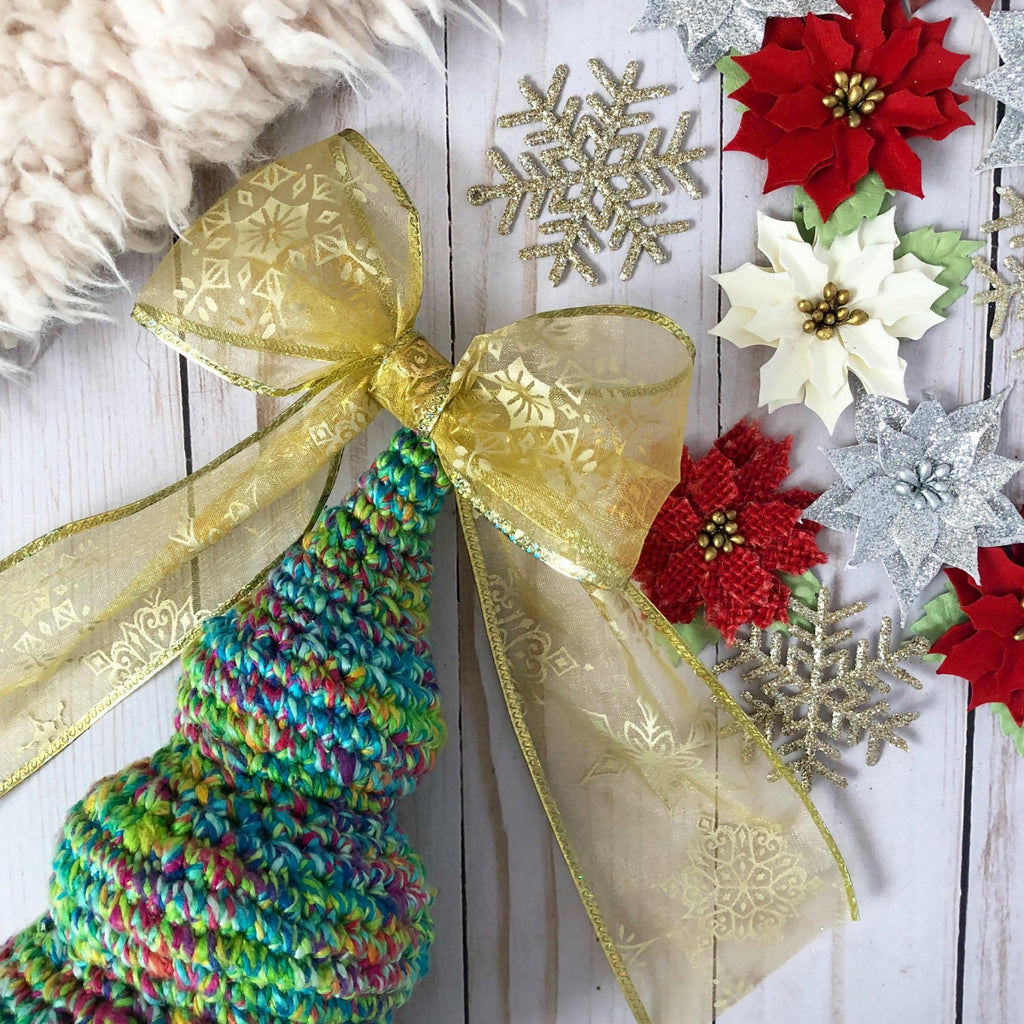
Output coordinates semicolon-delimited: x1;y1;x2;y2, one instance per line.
135;131;424;395
435;308;693;586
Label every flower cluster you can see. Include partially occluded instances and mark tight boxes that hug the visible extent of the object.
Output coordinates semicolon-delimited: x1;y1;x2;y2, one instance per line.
725;0;972;220
634;420;826;643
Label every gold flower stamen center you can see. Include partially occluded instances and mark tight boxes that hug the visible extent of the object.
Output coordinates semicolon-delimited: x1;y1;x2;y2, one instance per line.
798;281;869;341
696;508;745;563
822;71;885;129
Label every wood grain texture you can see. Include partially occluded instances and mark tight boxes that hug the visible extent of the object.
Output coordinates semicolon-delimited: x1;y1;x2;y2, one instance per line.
0;1;1019;1022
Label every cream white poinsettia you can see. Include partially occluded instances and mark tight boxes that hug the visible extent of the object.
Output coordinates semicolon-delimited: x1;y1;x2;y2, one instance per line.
711;209;946;432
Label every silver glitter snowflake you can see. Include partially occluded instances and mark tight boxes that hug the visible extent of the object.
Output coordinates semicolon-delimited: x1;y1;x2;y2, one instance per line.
467;59;706;286
715;588;928;789
633;0;846;81
969;11;1024;172
805;391;1024;621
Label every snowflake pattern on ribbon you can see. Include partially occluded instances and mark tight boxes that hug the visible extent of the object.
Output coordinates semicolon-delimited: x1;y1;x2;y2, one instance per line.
468;59;706;286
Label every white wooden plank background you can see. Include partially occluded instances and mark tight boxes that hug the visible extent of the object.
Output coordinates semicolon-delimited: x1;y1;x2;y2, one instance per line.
0;1;1020;1021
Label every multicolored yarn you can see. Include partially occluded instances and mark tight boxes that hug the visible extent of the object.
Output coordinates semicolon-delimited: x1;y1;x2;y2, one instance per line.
0;428;451;1024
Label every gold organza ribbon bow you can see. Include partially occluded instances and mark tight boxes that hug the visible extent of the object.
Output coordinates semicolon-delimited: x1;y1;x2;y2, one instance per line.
0;132;855;1023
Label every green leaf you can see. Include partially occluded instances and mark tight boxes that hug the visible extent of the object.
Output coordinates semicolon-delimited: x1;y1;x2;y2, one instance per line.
793;172;893;247
893;226;983;316
909;582;966;663
674;609;722;656
769;570;822;635
716;52;749;112
991;703;1024;757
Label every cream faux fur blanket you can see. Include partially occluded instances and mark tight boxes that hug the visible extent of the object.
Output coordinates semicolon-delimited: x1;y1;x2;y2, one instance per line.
0;0;489;374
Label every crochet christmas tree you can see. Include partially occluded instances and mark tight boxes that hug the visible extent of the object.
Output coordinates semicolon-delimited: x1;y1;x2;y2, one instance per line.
0;428;450;1024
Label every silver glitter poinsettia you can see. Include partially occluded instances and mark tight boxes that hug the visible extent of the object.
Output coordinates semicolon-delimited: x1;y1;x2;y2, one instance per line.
633;0;846;81
969;11;1024;172
805;391;1024;620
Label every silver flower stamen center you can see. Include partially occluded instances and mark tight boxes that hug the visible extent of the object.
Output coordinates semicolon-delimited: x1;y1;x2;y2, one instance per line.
696;508;745;563
893;459;953;511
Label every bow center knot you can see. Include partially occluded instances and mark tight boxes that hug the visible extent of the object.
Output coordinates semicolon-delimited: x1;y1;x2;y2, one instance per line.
371;330;454;434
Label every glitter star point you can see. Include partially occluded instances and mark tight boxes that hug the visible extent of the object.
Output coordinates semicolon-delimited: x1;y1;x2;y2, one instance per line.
467;58;706;286
715;587;928;789
633;0;847;81
806;392;1024;621
969;11;1024;171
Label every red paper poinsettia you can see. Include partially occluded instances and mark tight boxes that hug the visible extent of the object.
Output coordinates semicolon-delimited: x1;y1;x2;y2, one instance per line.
933;544;1024;725
633;420;826;644
725;0;973;221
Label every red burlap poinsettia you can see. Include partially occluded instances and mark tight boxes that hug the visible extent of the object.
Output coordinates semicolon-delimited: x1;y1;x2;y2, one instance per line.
725;0;972;221
933;544;1024;725
633;420;826;644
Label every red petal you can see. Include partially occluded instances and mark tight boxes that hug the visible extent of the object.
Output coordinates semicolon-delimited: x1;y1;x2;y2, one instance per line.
1005;691;1024;727
764;14;810;50
909;88;973;141
650;548;706;623
691;449;741;511
860;24;925;89
803;15;855;78
732;438;795;499
751;574;792;630
768;89;832;131
872;90;945;133
976;546;1024;596
740;500;802;553
838;0;891;48
713;420;768;468
764;127;839;191
937;628;1005;682
964;594;1024;639
945;566;983;609
733;79;780;119
932;620;976;661
767;524;828;575
868;129;923;197
725;112;784;160
735;43;813;99
893;41;968;94
702;548;775;643
801;128;874;220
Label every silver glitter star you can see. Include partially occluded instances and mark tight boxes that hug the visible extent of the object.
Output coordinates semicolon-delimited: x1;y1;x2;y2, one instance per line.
633;0;847;81
969;11;1024;172
805;391;1024;622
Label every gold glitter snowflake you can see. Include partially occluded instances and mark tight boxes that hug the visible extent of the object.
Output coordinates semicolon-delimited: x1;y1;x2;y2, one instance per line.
467;58;706;286
972;253;1024;351
714;587;928;789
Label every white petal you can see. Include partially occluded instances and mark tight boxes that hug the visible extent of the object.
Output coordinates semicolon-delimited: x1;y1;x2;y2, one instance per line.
755;212;808;272
713;263;794;311
856;207;901;249
803;334;854;431
841;319;908;399
759;337;811;409
860;260;946;338
835;242;896;300
711;305;770;349
747;299;807;344
775;236;829;298
804;375;854;432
